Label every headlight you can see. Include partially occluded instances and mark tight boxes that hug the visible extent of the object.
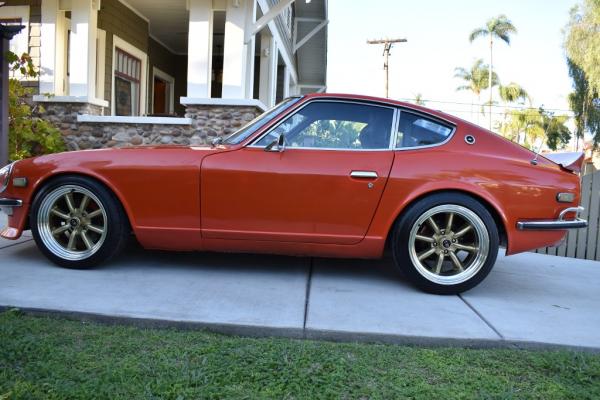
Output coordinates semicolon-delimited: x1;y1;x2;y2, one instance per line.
0;162;15;193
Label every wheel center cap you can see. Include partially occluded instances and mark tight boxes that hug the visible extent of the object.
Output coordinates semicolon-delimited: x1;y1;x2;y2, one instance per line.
442;239;452;248
69;218;80;228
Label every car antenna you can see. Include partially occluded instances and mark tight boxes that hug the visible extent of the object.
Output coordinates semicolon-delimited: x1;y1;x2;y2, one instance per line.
531;137;545;166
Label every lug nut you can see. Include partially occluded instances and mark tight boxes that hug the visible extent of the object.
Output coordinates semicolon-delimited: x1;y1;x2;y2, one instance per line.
452;239;456;243
444;250;449;254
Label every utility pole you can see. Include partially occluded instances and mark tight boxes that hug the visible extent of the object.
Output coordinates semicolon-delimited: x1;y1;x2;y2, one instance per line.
367;38;407;98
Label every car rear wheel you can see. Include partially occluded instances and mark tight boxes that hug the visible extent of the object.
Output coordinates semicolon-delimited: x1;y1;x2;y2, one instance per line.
31;176;129;269
392;193;499;294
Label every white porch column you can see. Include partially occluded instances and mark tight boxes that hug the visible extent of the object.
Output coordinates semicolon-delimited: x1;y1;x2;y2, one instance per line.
187;0;212;98
244;0;257;99
222;0;254;99
69;0;99;98
258;31;276;107
39;0;58;94
282;66;290;98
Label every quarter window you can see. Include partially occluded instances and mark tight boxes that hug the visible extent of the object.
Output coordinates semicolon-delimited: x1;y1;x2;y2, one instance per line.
396;112;453;148
256;101;394;150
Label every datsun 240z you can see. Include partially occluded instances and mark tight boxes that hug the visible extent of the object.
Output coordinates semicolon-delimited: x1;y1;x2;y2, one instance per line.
0;94;588;294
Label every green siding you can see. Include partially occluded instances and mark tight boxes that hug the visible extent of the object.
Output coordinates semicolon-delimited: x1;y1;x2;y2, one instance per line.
98;0;149;105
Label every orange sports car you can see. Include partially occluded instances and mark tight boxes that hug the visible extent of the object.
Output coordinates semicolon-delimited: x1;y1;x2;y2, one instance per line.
0;94;588;294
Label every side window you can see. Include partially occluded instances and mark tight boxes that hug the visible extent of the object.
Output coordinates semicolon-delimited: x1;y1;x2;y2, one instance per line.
255;101;394;150
396;112;453;148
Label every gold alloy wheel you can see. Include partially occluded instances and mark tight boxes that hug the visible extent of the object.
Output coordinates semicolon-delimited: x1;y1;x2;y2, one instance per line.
408;204;490;285
37;185;108;261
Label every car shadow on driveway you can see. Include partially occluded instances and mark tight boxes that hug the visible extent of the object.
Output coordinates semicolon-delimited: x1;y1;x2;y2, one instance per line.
3;240;600;349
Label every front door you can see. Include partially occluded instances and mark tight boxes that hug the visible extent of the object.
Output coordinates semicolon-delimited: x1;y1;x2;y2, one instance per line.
153;77;167;114
201;100;396;245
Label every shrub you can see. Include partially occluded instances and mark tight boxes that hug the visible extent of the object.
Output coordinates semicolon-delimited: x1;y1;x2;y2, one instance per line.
6;52;65;160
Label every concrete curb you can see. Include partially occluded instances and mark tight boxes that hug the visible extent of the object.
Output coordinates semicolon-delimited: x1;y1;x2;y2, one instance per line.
3;305;599;354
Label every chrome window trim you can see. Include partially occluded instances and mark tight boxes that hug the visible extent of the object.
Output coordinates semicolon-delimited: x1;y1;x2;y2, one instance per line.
248;99;399;151
394;109;457;152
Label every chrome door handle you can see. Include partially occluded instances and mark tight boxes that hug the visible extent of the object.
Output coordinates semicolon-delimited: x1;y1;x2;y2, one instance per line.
350;171;378;179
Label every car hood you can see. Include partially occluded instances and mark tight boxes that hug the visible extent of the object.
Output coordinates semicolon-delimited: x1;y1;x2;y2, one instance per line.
13;144;232;175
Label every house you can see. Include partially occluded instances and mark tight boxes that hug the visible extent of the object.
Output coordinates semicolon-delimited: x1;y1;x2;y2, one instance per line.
0;0;328;149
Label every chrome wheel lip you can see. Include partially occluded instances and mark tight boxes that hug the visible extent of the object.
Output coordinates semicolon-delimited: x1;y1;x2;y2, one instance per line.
408;204;489;286
37;185;108;261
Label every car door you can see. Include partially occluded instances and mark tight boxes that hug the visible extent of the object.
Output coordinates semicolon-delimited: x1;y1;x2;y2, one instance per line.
201;100;397;245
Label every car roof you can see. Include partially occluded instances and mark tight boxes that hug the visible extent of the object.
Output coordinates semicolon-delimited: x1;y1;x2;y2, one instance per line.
301;93;461;127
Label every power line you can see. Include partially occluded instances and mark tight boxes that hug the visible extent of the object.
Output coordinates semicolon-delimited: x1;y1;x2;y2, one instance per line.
438;108;575;117
396;97;575;113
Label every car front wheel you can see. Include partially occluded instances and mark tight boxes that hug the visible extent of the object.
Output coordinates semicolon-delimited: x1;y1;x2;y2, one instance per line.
392;193;499;294
31;176;129;269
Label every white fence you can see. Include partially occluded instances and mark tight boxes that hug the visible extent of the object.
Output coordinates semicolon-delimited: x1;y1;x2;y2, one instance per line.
536;170;600;260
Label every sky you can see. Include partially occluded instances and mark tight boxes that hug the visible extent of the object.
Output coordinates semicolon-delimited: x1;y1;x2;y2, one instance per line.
325;0;578;129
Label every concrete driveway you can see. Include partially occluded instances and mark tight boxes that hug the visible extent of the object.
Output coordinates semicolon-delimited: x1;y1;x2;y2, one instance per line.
1;213;599;350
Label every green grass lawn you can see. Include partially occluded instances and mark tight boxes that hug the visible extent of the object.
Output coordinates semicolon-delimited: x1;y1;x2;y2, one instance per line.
1;310;599;400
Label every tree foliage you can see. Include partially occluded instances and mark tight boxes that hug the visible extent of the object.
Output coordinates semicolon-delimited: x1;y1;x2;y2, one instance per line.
499;107;571;151
543;112;572;151
565;0;600;95
6;51;65;160
413;93;426;106
567;59;600;147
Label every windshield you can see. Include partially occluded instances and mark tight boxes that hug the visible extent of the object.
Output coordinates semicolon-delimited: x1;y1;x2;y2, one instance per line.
224;97;302;145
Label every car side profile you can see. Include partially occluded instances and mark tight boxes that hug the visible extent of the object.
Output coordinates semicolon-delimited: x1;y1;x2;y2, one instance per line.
0;93;588;294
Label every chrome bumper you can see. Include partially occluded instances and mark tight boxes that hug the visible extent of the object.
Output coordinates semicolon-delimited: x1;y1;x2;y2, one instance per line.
517;207;588;231
0;198;22;216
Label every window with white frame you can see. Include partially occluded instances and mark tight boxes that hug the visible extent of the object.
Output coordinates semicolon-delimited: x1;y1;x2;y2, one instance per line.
111;36;147;116
114;48;142;116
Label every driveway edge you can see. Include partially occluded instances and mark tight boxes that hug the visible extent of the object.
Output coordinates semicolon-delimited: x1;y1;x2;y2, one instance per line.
2;305;599;353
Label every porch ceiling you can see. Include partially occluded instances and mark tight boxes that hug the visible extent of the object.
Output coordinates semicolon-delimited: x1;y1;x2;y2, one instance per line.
124;0;189;54
295;0;327;90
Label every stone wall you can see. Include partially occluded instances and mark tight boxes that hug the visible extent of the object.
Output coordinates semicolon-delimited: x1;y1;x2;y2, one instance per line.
38;102;262;150
184;105;260;143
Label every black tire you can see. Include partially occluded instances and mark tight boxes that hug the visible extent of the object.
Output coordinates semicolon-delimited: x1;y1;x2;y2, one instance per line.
30;175;129;269
391;192;499;295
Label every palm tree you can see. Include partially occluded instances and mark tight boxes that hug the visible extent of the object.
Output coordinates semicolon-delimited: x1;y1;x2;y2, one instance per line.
455;59;498;123
498;82;530;132
498;82;530;105
469;15;517;130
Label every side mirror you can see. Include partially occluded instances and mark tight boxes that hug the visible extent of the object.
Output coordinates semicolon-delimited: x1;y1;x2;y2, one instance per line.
264;134;286;153
211;136;224;147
